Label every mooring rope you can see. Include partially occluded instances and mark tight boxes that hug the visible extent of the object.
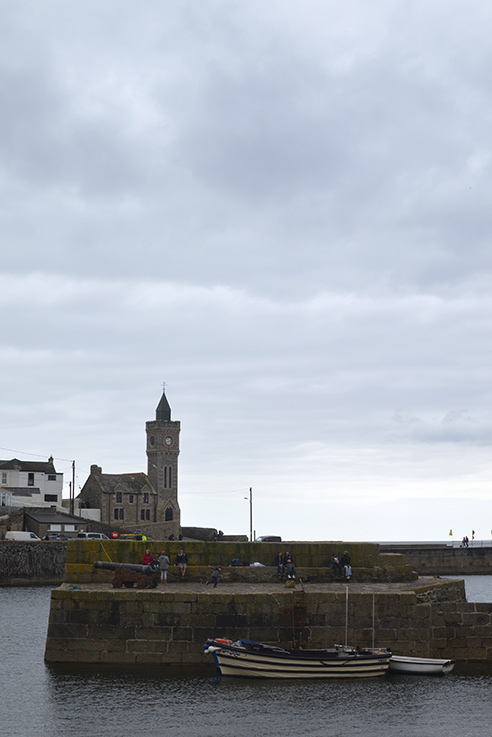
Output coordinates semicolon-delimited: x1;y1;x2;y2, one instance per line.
99;540;113;562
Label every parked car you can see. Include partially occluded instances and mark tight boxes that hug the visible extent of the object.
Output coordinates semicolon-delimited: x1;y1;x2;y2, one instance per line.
43;533;71;541
76;532;109;540
5;531;41;541
255;535;282;543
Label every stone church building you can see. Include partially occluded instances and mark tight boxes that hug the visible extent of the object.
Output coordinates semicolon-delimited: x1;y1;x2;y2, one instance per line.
77;389;181;538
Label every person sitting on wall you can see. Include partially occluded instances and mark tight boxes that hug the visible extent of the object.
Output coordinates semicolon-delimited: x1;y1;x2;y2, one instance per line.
284;553;295;579
142;549;154;566
176;549;188;577
340;550;352;581
330;552;342;578
282;551;292;578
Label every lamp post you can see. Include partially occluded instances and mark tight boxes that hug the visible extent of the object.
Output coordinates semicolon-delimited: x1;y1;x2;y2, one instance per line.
244;487;253;542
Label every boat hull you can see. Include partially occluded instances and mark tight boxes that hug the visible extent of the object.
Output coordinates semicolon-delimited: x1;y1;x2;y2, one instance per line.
205;640;391;679
389;655;455;675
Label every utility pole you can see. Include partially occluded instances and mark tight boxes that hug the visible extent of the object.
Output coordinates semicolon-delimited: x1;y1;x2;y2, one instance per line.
70;460;75;515
248;487;253;542
244;486;253;541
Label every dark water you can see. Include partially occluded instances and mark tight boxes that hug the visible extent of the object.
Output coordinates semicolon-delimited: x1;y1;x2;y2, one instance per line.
1;580;492;737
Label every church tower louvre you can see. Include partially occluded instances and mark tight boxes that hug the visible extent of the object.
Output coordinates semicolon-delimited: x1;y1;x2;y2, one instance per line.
146;387;181;530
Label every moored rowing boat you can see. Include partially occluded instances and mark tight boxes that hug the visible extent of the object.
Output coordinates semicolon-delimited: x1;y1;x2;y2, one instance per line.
204;638;392;679
389;655;455;675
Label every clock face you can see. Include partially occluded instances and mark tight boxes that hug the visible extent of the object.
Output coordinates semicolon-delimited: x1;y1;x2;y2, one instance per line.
164;436;173;447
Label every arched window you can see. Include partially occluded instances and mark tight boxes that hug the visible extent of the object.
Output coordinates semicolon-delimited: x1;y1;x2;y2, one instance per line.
163;466;172;488
165;507;173;521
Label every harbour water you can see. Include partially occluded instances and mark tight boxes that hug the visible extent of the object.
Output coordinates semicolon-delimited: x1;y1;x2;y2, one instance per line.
2;579;492;737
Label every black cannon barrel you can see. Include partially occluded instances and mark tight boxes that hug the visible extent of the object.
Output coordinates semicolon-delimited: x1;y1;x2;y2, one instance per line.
93;561;154;575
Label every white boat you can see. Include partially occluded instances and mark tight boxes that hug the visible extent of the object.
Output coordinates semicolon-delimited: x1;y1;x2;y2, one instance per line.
389;654;455;675
204;638;392;679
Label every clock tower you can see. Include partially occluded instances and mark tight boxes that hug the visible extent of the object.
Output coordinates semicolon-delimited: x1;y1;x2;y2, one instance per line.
146;388;181;529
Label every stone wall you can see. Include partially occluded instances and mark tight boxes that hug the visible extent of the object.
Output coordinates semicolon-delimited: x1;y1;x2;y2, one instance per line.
64;540;415;584
382;545;492;575
0;541;66;586
44;578;492;666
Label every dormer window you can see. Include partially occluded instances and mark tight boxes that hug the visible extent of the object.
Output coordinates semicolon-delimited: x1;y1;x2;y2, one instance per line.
116;492;122;503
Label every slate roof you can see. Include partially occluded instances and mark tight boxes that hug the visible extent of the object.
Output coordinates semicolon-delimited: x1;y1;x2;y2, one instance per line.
25;510;82;524
0;486;42;497
95;473;155;495
0;457;57;473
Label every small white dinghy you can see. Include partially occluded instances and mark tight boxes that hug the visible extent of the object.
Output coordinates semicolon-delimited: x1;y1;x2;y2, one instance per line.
389;655;455;675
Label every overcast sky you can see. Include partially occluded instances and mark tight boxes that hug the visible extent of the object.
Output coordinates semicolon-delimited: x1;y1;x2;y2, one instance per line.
3;1;492;542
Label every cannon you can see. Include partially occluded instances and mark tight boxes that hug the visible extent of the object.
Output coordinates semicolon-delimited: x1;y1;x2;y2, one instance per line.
93;560;160;589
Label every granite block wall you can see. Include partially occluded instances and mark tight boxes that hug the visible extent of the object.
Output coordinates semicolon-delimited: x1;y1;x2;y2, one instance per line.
44;579;492;666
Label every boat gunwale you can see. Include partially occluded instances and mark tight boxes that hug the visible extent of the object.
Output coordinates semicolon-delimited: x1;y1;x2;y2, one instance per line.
205;639;391;663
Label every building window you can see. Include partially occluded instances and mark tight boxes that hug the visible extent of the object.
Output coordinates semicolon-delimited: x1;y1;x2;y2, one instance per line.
146;509;150;521
116;492;122;503
114;509;119;520
48;474;56;481
119;508;124;520
163;467;172;488
163;467;167;488
2;472;8;484
28;473;34;486
140;509;145;521
44;494;58;502
129;495;134;503
165;507;173;521
143;493;149;504
169;467;172;487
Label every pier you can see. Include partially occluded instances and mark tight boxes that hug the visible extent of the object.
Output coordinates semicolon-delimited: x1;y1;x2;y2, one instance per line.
41;539;492;667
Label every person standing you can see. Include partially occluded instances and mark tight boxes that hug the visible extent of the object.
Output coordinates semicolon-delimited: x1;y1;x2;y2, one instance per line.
158;550;170;584
176;549;188;578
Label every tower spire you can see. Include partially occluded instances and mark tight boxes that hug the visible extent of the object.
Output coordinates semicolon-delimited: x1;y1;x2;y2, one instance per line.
156;386;171;421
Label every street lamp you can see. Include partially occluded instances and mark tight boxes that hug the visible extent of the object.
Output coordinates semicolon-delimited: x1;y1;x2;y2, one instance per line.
244;487;253;542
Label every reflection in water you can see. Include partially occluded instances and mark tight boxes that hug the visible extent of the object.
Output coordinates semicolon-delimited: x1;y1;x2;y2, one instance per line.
1;583;492;737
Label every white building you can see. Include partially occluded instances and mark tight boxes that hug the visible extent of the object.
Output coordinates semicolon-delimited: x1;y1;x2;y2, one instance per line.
0;457;64;508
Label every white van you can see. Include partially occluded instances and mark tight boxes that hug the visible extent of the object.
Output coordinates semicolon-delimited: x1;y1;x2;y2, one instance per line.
5;531;41;541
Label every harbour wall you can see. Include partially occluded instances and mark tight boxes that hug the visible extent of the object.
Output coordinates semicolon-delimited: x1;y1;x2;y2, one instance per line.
0;541;66;586
44;579;492;666
42;540;492;666
4;540;492;585
0;539;413;586
64;539;415;584
381;545;492;575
